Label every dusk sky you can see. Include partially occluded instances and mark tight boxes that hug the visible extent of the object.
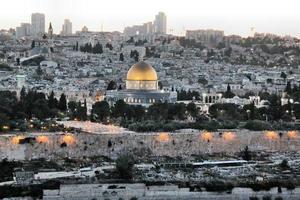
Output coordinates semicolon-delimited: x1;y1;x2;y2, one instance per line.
1;0;300;37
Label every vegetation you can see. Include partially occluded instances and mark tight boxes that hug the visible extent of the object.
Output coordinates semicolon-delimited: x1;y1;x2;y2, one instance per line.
1;83;299;132
80;42;103;54
130;50;139;61
243;120;272;131
0;89;85;131
116;153;135;179
177;89;200;100
0;63;12;71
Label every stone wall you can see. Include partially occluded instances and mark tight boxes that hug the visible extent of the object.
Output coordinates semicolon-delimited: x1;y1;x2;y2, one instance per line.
0;130;299;161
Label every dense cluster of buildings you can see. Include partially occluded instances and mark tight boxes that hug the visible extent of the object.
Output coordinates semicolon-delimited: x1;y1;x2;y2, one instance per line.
15;13;72;39
123;12;167;40
0;12;299;114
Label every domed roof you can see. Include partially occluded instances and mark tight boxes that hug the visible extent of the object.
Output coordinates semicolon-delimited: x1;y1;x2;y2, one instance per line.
127;61;158;81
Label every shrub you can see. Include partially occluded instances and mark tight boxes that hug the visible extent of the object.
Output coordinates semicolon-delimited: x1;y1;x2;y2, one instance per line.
116;153;135;179
262;195;272;200
279;159;289;169
275;197;283;200
244;120;272;131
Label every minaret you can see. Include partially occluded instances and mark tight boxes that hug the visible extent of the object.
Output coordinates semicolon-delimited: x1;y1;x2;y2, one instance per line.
48;22;53;39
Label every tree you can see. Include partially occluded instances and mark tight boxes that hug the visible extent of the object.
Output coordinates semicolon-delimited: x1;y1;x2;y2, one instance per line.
80;43;93;53
31;40;36;49
116;153;135;179
107;80;117;90
241;146;252;161
209;103;241;120
223;84;235;98
167;103;186;120
243;102;257;120
75;41;79;51
119;53;124;61
105;43;113;50
158;81;163;90
74;101;87;121
186;102;198;119
285;82;292;94
20;87;26;102
92;42;103;54
0;113;9;128
48;91;58;109
16;58;20;66
145;47;152;57
224;47;232;57
58;93;67;111
267;94;283;120
112;100;127;118
32;98;52;119
91;101;110;122
280;72;287;81
198;77;208;85
280;159;289;169
68;101;77;113
126;105;145;121
147;102;168;120
130;50;139;61
36;66;43;76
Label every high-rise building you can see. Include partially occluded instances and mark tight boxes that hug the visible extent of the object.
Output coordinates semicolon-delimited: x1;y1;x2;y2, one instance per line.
154;12;167;34
124;22;153;36
31;13;45;36
16;23;31;39
61;19;72;35
185;29;224;46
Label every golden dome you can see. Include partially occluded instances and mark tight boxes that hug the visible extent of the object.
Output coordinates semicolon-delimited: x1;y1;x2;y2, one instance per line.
127;61;158;81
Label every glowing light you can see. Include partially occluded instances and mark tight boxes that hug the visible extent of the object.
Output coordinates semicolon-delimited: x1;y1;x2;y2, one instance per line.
2;125;9;130
287;131;298;139
62;134;76;145
264;131;279;140
223;132;235;141
11;135;24;145
156;132;170;142
201;131;213;142
36;136;50;144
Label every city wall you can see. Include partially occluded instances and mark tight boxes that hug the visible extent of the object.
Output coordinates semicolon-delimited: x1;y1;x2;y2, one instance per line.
0;130;299;160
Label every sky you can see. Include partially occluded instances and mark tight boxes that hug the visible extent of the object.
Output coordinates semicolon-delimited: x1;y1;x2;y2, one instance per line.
0;0;300;37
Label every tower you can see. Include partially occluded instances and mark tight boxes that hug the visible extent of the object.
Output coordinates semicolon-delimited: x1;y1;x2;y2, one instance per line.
61;19;72;35
154;12;167;34
48;22;53;39
31;13;45;36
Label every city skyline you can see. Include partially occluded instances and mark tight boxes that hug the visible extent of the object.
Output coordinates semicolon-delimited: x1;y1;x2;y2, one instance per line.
1;0;300;37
